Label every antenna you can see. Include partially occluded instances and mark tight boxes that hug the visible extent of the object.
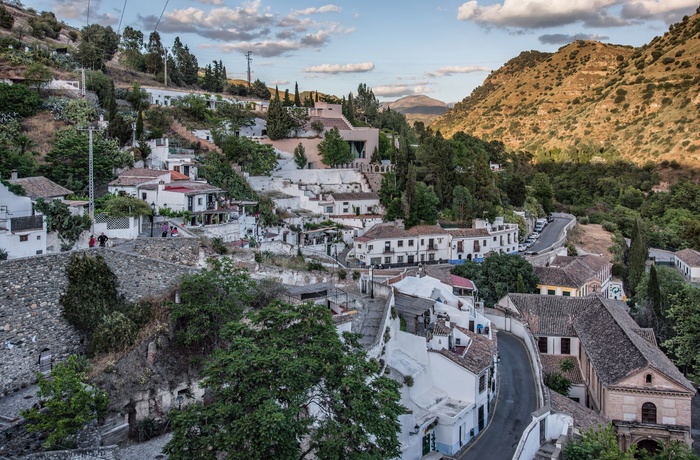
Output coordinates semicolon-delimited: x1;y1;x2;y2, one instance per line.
245;51;252;94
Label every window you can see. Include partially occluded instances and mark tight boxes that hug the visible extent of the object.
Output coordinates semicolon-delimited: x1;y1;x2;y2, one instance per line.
368;245;373;251
429;253;435;261
19;235;28;242
479;374;486;393
563;291;571;297
561;338;571;355
384;242;391;252
326;206;333;213
421;239;424;246
35;250;43;255
483;240;487;247
493;236;497;241
36;235;41;240
538;337;548;353
420;254;425;261
357;244;361;249
641;402;657;424
343;208;349;213
198;197;203;205
398;240;404;247
645;374;653;384
455;338;461;345
384;257;391;264
142;193;147;200
547;289;556;296
397;256;404;263
408;240;414;247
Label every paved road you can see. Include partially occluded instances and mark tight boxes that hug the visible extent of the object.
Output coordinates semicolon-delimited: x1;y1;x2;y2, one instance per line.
528;216;571;253
457;332;538;460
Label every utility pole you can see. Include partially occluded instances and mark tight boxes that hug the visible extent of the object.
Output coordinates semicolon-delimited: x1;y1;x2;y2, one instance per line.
88;128;95;227
163;47;168;87
245;51;252;94
81;68;86;98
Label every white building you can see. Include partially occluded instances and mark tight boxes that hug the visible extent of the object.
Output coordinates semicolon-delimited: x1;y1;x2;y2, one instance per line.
0;181;46;259
673;248;700;282
146;138;198;179
386;275;496;459
447;217;519;263
355;223;451;267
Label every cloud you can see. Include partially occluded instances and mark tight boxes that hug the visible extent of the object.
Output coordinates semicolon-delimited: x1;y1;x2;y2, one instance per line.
457;0;699;30
304;62;375;74
290;5;342;16
52;0;118;26
270;80;289;86
196;0;224;4
427;65;490;77
373;84;432;98
201;40;302;58
538;33;610;44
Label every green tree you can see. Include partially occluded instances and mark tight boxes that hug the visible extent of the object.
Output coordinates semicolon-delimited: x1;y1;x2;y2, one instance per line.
0;4;15;29
627;219;648;296
252;79;271;99
77;24;119;70
144;31;164;76
165;301;403;460
294;142;307;169
664;285;700;381
544;372;571;396
266;87;289;140
60;253;124;335
310;120;325;137
23;63;51;92
452;185;473;222
563;424;636;460
42;127;132;193
21;355;108;449
200;151;258;200
406;182;439;228
215;101;254;132
34;198;91;250
293;81;301;106
0;82;41;117
170;259;255;352
531;172;554;214
452;253;538;306
103;195;154;217
118;26;145;71
318;127;352;167
354;83;379;125
213;131;278;176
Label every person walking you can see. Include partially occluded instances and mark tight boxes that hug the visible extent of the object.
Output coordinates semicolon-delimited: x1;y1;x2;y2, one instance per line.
162;222;168;238
88;235;96;248
97;232;108;247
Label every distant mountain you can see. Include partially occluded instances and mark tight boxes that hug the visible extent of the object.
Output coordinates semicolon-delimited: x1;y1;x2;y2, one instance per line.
382;95;449;126
431;7;700;167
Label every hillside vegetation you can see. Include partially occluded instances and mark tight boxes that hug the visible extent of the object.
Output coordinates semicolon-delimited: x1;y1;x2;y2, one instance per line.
433;7;700;167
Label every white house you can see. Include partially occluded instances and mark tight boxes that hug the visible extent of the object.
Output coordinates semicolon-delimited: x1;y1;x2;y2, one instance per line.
146;138;198;179
673;248;700;282
326;192;380;216
0;181;46;259
108;168;170;198
447;217;519;263
354;222;452;267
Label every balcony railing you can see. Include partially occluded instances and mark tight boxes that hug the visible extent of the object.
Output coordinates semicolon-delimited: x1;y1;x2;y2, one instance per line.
11;215;43;232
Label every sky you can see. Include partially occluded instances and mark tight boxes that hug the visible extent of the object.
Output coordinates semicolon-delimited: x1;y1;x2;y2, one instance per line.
19;0;700;103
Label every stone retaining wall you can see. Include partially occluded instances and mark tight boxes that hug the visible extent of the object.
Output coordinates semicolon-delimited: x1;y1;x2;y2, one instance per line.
0;249;196;396
130;237;201;266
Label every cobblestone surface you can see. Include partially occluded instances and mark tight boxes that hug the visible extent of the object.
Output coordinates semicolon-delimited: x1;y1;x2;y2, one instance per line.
115;433;171;460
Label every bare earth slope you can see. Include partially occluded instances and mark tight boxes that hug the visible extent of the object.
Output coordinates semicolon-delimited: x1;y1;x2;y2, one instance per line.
432;8;700;167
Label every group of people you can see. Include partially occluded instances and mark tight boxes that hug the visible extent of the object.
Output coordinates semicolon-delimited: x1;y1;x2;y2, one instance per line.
162;222;179;237
88;232;108;248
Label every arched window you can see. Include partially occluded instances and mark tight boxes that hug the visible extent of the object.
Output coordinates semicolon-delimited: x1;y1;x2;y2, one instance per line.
642;402;657;424
645;373;653;384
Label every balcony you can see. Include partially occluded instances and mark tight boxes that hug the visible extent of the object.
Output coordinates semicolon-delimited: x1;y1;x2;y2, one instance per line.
427;244;438;251
383;248;394;254
11;215;43;232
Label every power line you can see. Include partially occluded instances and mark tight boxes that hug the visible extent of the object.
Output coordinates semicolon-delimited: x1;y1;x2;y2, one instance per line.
154;0;170;33
117;0;128;35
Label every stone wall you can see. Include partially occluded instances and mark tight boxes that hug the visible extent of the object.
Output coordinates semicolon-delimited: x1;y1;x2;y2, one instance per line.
21;447;117;460
0;249;197;396
130;236;202;266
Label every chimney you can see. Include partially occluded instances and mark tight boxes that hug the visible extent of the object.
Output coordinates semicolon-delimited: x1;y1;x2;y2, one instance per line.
158;180;165;192
10;169;18;180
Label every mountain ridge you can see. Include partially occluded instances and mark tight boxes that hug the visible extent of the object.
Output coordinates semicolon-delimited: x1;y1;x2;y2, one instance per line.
431;7;700;167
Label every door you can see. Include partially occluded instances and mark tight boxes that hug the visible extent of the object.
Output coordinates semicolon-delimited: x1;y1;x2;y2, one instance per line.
478;405;485;431
422;434;431;456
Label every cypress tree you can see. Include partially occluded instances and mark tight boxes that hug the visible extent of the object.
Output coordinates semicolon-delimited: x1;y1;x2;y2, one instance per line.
648;264;662;315
266;86;289;140
627;219;648;296
294;82;301;107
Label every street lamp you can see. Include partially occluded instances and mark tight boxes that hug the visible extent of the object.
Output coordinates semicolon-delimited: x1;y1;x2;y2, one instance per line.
150;202;156;237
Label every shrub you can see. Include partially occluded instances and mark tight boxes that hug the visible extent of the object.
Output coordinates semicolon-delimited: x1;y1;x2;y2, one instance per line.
0;248;7;260
404;375;414;387
352;270;361;281
306;260;326;271
578;216;590;224
601;221;618;232
338;269;347;280
212;237;228;254
89;311;138;355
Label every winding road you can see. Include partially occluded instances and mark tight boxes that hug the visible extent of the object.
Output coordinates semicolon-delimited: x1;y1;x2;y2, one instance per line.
456;332;538;460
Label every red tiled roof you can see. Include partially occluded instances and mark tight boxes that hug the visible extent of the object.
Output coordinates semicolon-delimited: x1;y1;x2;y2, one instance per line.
170;170;189;181
450;274;475;290
675;248;700;267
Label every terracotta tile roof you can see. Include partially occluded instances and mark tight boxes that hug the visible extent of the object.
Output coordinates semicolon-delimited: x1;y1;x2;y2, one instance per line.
446;228;490;237
432;327;495;374
508;294;695;393
307;116;351;131
330;192;379;201
450;274;476;290
110;168;169;186
140;182;222;195
170;170;189;181
432;319;453;336
540;354;584;385
507;294;584;336
535;255;610;288
675;248;700;267
7;176;72;200
549;391;609;432
357;222;448;242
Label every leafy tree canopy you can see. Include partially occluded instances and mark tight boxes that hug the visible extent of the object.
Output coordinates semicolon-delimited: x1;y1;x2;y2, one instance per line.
0;83;41;118
21;355;109;449
318;127;352;167
165;301;403;460
452;253;538;306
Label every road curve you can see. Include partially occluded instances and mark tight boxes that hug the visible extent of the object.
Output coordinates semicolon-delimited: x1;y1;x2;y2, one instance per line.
456;332;538;460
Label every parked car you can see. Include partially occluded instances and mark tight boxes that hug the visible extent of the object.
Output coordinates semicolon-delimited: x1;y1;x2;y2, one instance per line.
531;232;540;239
518;244;527;252
547;214;554;223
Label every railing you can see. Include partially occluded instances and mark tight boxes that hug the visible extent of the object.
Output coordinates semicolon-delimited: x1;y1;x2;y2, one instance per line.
10;215;43;232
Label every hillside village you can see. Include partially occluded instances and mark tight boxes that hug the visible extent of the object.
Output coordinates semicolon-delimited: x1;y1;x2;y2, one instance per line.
2;3;700;460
